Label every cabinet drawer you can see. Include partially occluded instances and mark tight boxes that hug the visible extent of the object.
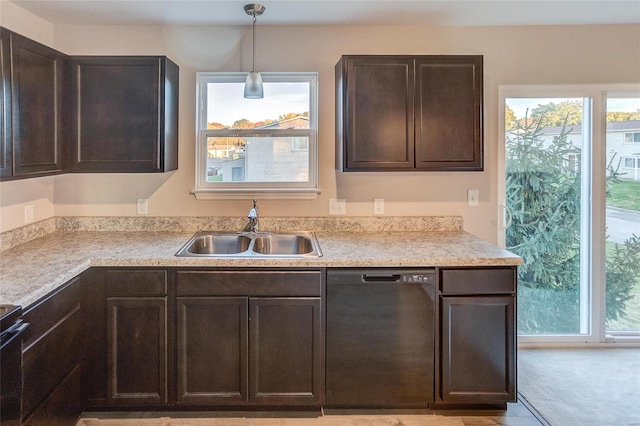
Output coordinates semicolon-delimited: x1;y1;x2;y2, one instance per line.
23;364;84;426
177;270;322;297
22;302;83;417
439;267;516;294
106;269;167;296
23;276;83;349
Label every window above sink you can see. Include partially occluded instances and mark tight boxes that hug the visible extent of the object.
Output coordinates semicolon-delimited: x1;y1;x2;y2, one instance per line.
192;72;320;200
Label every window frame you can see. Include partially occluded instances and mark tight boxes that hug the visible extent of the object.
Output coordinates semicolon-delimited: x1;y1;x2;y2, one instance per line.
623;157;640;170
192;72;320;200
624;132;640;143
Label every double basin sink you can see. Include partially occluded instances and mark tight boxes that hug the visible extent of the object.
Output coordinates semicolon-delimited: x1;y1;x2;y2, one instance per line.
175;231;322;258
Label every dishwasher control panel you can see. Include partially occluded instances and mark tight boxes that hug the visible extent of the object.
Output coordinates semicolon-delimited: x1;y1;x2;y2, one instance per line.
401;273;435;284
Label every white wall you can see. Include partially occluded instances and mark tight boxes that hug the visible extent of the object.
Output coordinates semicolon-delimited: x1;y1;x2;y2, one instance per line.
1;2;639;243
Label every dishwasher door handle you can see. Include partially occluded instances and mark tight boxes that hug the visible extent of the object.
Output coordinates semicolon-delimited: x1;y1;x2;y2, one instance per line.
362;274;402;282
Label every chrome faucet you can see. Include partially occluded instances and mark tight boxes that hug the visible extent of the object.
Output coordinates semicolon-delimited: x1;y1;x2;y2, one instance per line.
244;199;259;232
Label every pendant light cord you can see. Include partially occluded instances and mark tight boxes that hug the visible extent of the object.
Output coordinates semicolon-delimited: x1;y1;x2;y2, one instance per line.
251;13;257;73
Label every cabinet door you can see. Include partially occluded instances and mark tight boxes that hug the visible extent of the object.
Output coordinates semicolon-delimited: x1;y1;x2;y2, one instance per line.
107;297;167;405
338;56;415;171
0;28;10;178
176;297;249;405
8;31;66;177
415;56;483;170
249;297;323;405
439;295;515;404
71;56;178;173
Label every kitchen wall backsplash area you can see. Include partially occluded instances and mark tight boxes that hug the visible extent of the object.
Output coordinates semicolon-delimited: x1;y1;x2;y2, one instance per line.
0;216;463;252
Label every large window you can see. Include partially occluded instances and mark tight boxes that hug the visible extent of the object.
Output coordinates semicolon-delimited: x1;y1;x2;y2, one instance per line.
193;72;319;199
499;85;640;344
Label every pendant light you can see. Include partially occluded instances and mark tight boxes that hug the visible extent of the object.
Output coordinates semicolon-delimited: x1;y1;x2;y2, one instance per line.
244;3;265;99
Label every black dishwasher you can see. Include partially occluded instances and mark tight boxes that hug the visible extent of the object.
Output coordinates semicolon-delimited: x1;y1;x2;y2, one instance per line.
326;269;435;408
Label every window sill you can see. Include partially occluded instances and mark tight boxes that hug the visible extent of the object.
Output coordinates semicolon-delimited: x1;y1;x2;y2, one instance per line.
191;188;321;200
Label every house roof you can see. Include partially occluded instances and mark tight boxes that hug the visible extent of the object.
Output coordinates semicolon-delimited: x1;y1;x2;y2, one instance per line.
256;116;309;130
540;120;640;135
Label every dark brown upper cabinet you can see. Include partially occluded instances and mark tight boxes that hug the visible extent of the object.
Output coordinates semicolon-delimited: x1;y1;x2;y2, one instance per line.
70;56;178;173
0;28;68;181
336;55;483;172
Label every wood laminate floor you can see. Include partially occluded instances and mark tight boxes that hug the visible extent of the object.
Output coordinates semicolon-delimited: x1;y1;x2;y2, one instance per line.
77;399;545;426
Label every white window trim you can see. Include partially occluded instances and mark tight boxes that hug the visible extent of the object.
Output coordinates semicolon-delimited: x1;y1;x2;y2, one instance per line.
191;72;320;200
498;84;640;346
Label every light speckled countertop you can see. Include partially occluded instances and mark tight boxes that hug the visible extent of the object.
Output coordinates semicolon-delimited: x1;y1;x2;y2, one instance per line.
0;226;521;308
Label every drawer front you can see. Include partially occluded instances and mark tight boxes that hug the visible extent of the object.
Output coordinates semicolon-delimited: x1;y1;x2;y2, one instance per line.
23;275;83;349
22;303;83;417
177;270;322;297
106;269;167;296
439;267;516;295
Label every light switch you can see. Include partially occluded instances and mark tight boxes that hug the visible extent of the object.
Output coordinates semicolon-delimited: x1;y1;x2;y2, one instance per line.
329;198;346;215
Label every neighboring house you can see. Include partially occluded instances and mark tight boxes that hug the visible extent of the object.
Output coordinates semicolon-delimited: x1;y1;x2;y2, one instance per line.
507;120;640;180
245;116;310;183
606;120;640;180
207;116;310;183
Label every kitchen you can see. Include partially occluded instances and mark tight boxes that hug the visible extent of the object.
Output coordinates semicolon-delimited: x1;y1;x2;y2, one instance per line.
1;1;639;425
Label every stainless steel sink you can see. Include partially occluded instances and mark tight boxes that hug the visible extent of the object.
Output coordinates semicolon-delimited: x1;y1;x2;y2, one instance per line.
175;231;322;258
252;234;314;255
184;233;252;255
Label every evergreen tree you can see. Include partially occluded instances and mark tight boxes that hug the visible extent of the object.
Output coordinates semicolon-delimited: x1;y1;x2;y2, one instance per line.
505;112;639;333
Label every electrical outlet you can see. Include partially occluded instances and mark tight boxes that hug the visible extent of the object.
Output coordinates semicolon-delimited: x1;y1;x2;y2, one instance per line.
24;205;34;224
137;198;148;215
467;189;479;207
373;198;384;215
329;198;346;215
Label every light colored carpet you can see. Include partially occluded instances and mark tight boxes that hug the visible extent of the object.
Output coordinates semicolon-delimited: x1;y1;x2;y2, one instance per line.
518;348;640;426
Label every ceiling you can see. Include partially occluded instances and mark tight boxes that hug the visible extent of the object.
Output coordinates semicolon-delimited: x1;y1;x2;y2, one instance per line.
9;0;640;27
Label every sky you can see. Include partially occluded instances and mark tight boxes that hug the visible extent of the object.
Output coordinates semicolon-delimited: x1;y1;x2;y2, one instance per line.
207;82;309;126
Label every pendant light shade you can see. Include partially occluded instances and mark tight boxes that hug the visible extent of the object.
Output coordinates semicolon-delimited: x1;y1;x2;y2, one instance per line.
244;71;264;98
244;3;265;99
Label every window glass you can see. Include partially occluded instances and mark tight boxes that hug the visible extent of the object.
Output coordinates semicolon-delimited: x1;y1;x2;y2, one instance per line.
193;72;318;199
605;95;640;333
504;97;591;335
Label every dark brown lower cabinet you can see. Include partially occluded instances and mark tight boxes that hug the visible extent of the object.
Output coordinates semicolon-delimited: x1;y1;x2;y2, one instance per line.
21;272;88;424
106;296;168;406
436;267;517;407
250;298;322;405
176;295;322;406
175;268;324;407
176;297;249;405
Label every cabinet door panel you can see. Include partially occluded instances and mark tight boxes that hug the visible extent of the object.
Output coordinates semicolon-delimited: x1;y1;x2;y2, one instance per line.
72;58;159;171
415;56;482;170
439;296;515;404
107;297;167;405
250;298;323;405
70;56;178;173
176;297;248;405
9;32;66;176
343;57;414;170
